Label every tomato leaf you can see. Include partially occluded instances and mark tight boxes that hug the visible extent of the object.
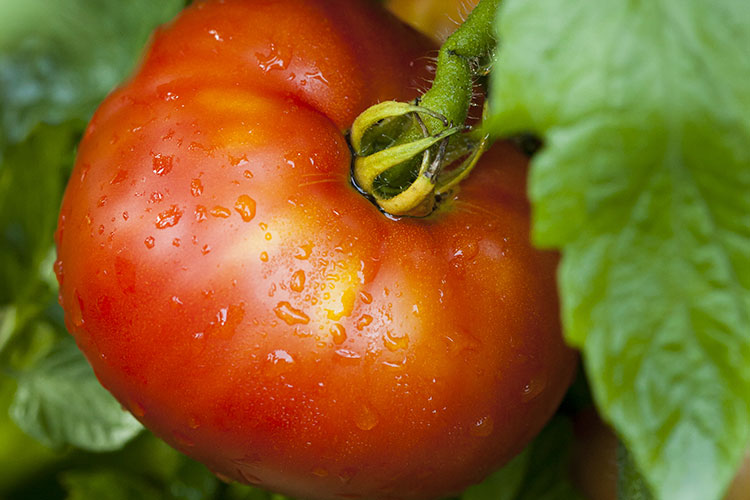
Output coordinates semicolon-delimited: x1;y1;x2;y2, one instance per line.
487;1;750;499
61;470;163;500
0;124;77;306
617;442;655;500
460;417;583;500
9;338;143;451
0;0;183;148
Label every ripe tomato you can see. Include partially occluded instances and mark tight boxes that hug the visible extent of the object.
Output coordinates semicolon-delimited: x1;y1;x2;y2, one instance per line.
54;0;577;498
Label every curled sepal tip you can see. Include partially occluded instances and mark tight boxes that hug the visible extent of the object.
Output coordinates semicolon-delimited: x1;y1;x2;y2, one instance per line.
350;100;449;154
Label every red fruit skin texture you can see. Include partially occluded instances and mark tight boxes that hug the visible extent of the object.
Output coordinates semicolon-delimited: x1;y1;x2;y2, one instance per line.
54;1;577;499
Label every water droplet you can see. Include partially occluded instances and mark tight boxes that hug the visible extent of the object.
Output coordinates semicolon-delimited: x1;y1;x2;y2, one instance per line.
144;236;155;249
195;205;208;222
330;324;347;344
264;232;272;241
290;270;306;292
53;258;64;285
243;169;253;179
359;291;373;304
259;251;269;262
79;163;91;183
210;206;231;218
234;195;256;222
522;376;547;402
334;348;361;361
152;153;174;175
274;301;310;325
237;469;263;485
384;331;409;351
295;243;314;260
208;28;224;41
110;168;128;184
355;404;379;431
267;349;295;376
150;191;164;203
312;467;329;478
188;415;201;429
190;178;203;196
356;314;373;330
155;205;183;229
337;467;357;484
122;211;129;221
214;472;234;484
128;400;146;418
304;70;329;85
470;416;494;437
256;43;290;73
97;195;107;207
69;290;84;327
201;244;211;255
172;238;181;247
173;431;194;448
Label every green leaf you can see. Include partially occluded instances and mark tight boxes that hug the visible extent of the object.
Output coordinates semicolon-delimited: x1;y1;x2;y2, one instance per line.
61;469;162;500
460;417;582;500
0;0;184;146
460;449;530;500
223;483;295;500
618;442;655;500
9;337;143;451
488;1;750;500
0;123;78;305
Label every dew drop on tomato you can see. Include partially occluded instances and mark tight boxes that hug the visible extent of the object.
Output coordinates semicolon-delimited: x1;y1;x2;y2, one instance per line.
210;206;231;218
330;324;347;344
234;194;256;222
173;431;195;448
470;416;494;437
70;289;84;328
522;375;548;402
274;301;310;325
151;153;174;175
355;314;373;330
128;400;146;418
290;270;306;292
190;178;203;197
155;205;183;229
355;404;380;431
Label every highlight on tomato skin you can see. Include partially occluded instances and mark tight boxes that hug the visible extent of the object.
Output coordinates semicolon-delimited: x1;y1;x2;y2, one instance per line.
53;1;578;499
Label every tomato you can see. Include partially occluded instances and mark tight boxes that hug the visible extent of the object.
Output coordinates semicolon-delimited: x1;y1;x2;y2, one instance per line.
54;0;577;499
386;0;480;41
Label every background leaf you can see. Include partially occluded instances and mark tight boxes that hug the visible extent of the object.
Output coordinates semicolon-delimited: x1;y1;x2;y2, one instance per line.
460;417;583;500
487;1;750;499
9;338;143;451
0;0;184;147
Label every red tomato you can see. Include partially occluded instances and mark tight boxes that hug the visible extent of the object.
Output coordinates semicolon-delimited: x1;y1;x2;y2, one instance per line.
54;1;576;499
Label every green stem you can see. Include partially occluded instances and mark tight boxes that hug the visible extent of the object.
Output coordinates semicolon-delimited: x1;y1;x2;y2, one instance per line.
418;0;501;133
351;0;501;216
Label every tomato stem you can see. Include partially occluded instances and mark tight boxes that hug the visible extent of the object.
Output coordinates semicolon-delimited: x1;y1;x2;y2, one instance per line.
351;0;500;216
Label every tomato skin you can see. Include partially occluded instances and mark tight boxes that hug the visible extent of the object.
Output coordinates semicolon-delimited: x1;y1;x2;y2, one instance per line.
55;1;576;499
